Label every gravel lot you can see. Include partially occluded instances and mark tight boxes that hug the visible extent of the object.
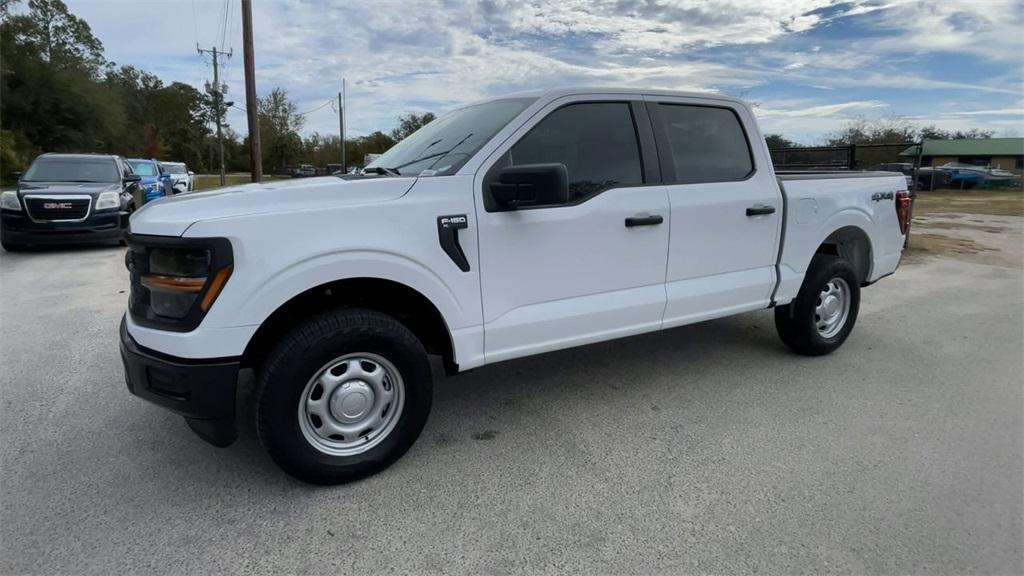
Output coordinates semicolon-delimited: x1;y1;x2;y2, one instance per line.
1;213;1021;575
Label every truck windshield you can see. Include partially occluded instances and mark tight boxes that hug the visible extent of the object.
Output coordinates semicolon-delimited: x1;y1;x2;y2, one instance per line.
163;164;187;174
366;97;536;177
22;157;120;183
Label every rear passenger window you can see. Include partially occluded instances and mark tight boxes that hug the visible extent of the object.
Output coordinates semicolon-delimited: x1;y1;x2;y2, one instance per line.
658;104;754;184
509;102;643;203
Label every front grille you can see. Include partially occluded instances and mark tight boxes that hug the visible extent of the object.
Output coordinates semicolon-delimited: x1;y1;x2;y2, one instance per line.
24;197;90;221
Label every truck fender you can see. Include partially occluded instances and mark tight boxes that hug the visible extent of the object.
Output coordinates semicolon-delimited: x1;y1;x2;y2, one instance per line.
805;209;875;274
775;208;875;304
233;251;472;363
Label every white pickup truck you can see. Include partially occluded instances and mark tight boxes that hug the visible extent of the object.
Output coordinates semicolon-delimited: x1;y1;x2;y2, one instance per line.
120;88;911;484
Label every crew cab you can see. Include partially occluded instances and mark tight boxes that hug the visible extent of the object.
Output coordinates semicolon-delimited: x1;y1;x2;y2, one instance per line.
120;88;911;484
1;153;139;251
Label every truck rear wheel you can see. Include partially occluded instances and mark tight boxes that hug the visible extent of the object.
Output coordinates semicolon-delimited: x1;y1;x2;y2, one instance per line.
774;254;860;356
255;308;433;484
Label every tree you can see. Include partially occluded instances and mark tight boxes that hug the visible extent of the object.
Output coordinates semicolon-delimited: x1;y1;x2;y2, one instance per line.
826;117;918;146
5;0;103;73
918;125;993;140
390;112;435;141
102;64;164;155
257;87;305;172
1;0;120;161
154;82;211;170
764;134;799;149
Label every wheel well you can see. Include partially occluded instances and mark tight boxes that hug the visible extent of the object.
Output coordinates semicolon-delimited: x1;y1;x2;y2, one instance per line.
816;226;872;284
241;278;455;372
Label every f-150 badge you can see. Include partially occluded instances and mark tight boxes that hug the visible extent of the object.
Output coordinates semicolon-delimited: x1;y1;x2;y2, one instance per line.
437;214;470;272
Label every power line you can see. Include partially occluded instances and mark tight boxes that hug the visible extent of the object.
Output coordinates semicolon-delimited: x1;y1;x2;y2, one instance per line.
219;0;230;52
190;0;199;47
296;98;335;117
234;97;334;118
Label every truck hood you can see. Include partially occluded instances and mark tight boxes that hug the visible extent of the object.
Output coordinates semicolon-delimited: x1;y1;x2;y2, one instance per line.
129;175;416;237
17;181;119;196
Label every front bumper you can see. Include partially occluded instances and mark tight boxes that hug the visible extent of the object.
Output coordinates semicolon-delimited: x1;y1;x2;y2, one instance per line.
120;316;240;446
1;209;128;245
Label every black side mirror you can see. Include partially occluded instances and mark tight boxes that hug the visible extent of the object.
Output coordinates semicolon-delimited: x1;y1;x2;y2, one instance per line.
488;163;569;210
10;171;21;180
124;174;142;184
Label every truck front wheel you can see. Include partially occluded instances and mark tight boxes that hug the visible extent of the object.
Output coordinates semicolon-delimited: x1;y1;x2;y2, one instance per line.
774;254;860;356
255;308;433;484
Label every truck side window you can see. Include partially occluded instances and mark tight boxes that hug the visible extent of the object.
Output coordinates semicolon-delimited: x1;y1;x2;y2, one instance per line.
509;102;643;203
658;104;754;184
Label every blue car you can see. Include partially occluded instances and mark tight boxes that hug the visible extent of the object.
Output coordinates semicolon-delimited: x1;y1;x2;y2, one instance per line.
127;158;170;204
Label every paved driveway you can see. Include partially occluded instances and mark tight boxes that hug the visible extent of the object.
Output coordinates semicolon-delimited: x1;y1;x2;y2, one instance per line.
1;218;1021;574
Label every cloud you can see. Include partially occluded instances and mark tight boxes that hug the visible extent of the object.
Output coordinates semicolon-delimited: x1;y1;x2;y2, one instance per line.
758;100;890;118
63;0;1024;141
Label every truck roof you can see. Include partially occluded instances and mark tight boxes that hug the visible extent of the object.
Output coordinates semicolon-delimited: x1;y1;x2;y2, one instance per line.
494;86;742;105
39;152;119;160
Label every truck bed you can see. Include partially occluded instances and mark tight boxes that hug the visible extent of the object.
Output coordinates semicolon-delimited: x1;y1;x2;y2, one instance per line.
776;170;902;181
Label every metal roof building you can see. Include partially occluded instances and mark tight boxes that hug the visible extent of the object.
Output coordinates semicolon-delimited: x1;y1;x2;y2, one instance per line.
900;138;1024;171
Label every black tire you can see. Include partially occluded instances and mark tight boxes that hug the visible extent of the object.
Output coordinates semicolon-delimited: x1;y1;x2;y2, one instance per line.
774;254;860;356
255;308;433;484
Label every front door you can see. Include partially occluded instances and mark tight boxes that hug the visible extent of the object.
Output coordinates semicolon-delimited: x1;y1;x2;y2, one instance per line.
474;98;670;363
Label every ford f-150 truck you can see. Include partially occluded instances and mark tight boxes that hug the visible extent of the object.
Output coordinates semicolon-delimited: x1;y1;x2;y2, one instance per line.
120;88;912;484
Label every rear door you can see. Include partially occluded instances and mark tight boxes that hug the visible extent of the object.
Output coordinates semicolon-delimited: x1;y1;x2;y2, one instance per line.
647;96;783;327
474;96;670;363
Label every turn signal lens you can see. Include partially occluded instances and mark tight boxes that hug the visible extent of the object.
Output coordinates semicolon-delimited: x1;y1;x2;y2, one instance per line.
200;266;232;311
141;275;206;293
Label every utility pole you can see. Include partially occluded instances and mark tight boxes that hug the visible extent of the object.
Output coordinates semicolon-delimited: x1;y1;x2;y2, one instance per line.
339;78;346;173
197;44;232;186
241;0;261;183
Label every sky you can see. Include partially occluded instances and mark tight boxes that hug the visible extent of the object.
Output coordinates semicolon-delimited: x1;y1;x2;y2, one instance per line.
63;0;1024;144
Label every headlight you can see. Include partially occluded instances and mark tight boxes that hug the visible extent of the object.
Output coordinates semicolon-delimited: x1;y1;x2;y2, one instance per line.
0;191;22;211
127;236;233;331
139;247;232;319
95;190;120;210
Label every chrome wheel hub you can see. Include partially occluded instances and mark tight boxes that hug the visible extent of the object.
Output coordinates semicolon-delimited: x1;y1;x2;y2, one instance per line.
815;277;851;339
298;353;405;456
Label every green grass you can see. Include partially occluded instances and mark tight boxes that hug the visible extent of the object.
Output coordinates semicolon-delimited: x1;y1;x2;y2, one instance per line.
192;173;284;191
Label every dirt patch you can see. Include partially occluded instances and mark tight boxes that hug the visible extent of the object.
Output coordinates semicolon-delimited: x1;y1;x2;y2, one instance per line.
912;219;1005;234
913;190;1024;218
906;233;993;260
905;208;1022;268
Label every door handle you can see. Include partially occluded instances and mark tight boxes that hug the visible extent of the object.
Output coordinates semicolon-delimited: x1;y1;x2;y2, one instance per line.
625;214;664;227
746;205;776;216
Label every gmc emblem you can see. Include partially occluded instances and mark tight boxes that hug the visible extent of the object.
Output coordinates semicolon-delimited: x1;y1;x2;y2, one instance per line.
43;202;75;210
